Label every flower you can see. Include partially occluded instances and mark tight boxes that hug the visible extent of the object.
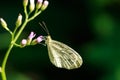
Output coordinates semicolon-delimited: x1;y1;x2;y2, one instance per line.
36;35;43;43
23;0;28;7
0;18;9;31
29;0;35;12
27;31;36;45
0;67;1;72
21;39;27;46
36;0;43;10
15;14;22;27
31;35;44;45
28;31;36;40
41;0;49;11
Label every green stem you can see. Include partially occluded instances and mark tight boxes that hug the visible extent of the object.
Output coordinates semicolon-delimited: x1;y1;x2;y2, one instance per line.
1;19;28;80
12;26;18;40
0;12;29;80
13;19;28;43
0;19;29;80
28;11;42;22
1;44;14;80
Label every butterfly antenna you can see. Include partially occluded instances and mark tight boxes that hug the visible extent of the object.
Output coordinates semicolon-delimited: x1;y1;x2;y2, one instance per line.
39;21;50;35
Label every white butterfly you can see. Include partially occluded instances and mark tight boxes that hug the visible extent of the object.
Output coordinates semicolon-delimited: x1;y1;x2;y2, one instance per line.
40;22;83;70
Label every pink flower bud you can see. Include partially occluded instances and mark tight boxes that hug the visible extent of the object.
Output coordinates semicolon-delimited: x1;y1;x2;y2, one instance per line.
21;39;27;46
28;31;36;40
27;31;36;45
41;0;49;11
36;35;43;43
36;0;43;9
31;35;44;45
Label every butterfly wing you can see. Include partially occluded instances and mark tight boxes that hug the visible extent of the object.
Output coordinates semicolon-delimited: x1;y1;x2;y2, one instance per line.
46;37;83;70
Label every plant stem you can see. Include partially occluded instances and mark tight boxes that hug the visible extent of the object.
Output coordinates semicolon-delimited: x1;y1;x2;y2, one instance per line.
1;44;14;80
1;14;28;80
13;19;28;43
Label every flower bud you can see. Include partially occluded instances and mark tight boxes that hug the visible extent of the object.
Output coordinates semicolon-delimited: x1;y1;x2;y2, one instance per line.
23;0;28;7
41;0;49;11
21;39;27;47
0;67;1;72
36;35;43;43
36;0;43;10
15;14;22;27
0;18;9;31
31;35;43;45
27;31;36;45
29;0;35;12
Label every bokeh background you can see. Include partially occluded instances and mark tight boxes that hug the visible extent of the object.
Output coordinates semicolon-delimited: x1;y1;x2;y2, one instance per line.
0;0;120;80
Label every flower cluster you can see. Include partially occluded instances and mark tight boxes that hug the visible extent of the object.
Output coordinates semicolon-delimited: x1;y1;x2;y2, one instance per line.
21;31;44;47
23;0;49;13
0;0;49;48
0;0;49;79
0;0;49;34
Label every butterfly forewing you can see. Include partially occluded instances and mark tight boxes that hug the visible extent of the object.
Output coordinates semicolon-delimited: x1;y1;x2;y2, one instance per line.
46;36;83;70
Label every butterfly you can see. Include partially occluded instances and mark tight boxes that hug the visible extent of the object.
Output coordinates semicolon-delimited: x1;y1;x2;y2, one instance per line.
39;22;83;70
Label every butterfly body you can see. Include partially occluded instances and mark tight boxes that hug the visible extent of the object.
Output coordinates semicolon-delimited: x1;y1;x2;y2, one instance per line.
45;35;83;70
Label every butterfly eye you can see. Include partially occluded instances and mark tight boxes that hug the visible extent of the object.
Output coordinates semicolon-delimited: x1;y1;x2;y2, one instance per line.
42;36;48;40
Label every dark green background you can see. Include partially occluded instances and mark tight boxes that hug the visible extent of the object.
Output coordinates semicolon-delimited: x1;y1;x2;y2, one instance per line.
0;0;120;80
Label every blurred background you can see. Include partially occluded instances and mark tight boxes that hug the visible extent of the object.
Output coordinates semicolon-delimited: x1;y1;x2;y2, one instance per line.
0;0;120;80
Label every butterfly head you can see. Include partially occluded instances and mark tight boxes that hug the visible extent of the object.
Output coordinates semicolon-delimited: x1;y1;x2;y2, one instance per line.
46;35;52;43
